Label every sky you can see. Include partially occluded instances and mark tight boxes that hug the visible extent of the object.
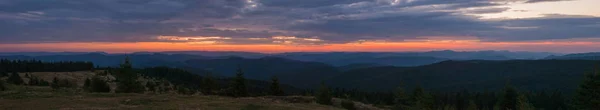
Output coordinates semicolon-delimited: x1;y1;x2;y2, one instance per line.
0;0;599;53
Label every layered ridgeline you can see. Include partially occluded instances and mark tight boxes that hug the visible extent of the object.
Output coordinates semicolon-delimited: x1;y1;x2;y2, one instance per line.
0;50;559;67
0;51;597;93
328;60;600;92
546;52;600;60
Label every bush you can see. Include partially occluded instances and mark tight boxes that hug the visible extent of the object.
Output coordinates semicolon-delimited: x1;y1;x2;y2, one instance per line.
7;73;24;85
89;76;111;93
341;100;356;110
51;77;77;89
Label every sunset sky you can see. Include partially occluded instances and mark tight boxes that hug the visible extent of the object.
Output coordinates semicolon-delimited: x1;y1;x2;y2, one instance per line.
1;0;599;53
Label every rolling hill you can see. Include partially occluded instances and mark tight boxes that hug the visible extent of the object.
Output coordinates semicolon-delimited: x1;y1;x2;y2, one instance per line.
326;60;600;93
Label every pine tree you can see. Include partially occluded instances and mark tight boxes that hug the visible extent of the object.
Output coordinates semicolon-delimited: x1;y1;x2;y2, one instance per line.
466;100;478;110
270;76;284;96
7;73;24;85
574;70;600;109
497;82;518;110
443;104;457;110
201;73;217;95
231;66;248;97
411;86;433;110
517;94;535;110
316;81;333;105
115;57;144;93
394;86;411;110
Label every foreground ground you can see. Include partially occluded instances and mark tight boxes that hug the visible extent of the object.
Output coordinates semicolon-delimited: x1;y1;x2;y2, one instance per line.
0;86;384;110
0;86;340;110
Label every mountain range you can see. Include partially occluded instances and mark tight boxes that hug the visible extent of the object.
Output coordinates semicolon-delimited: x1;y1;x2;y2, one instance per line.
2;50;599;92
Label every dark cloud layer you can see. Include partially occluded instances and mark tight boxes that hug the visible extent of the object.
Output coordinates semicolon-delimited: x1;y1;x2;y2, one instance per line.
0;0;598;44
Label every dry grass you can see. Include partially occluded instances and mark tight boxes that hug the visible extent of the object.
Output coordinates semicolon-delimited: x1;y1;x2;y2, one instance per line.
2;71;383;110
0;86;344;110
19;71;97;86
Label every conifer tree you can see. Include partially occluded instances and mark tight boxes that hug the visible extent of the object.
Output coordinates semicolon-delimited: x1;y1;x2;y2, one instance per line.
466;100;478;110
7;73;24;85
270;76;284;96
231;66;248;97
411;86;433;110
517;94;535;110
394;85;411;110
316;81;333;105
574;70;600;109
202;73;217;95
115;57;144;93
497;82;518;110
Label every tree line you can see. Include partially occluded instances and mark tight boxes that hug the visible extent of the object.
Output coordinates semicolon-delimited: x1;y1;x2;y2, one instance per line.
0;59;93;73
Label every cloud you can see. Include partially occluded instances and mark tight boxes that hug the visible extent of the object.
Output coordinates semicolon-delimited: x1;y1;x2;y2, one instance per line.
525;0;574;3
0;0;598;45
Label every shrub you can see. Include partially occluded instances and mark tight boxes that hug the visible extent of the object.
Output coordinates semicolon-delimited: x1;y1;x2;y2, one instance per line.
89;76;111;93
341;100;356;110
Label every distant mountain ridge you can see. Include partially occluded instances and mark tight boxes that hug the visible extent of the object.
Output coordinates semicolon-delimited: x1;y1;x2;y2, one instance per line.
1;51;598;93
545;52;600;60
326;60;600;92
0;50;561;67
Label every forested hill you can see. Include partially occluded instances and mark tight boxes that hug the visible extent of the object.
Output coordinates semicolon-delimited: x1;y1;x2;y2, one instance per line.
185;57;342;88
327;60;600;92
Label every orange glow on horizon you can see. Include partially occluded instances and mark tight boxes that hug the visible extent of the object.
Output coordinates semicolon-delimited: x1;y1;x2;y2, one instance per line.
1;39;600;53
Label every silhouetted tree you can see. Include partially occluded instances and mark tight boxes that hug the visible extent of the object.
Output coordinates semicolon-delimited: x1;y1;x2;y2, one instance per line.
394;85;411;110
316;81;333;105
517;94;535;110
230;66;248;97
269;76;284;96
411;86;433;110
201;72;217;95
574;70;600;109
466;100;478;110
115;57;144;93
497;82;518;110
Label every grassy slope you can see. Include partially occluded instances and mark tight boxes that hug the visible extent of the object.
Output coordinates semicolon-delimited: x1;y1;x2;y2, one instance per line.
0;86;341;110
2;71;383;110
